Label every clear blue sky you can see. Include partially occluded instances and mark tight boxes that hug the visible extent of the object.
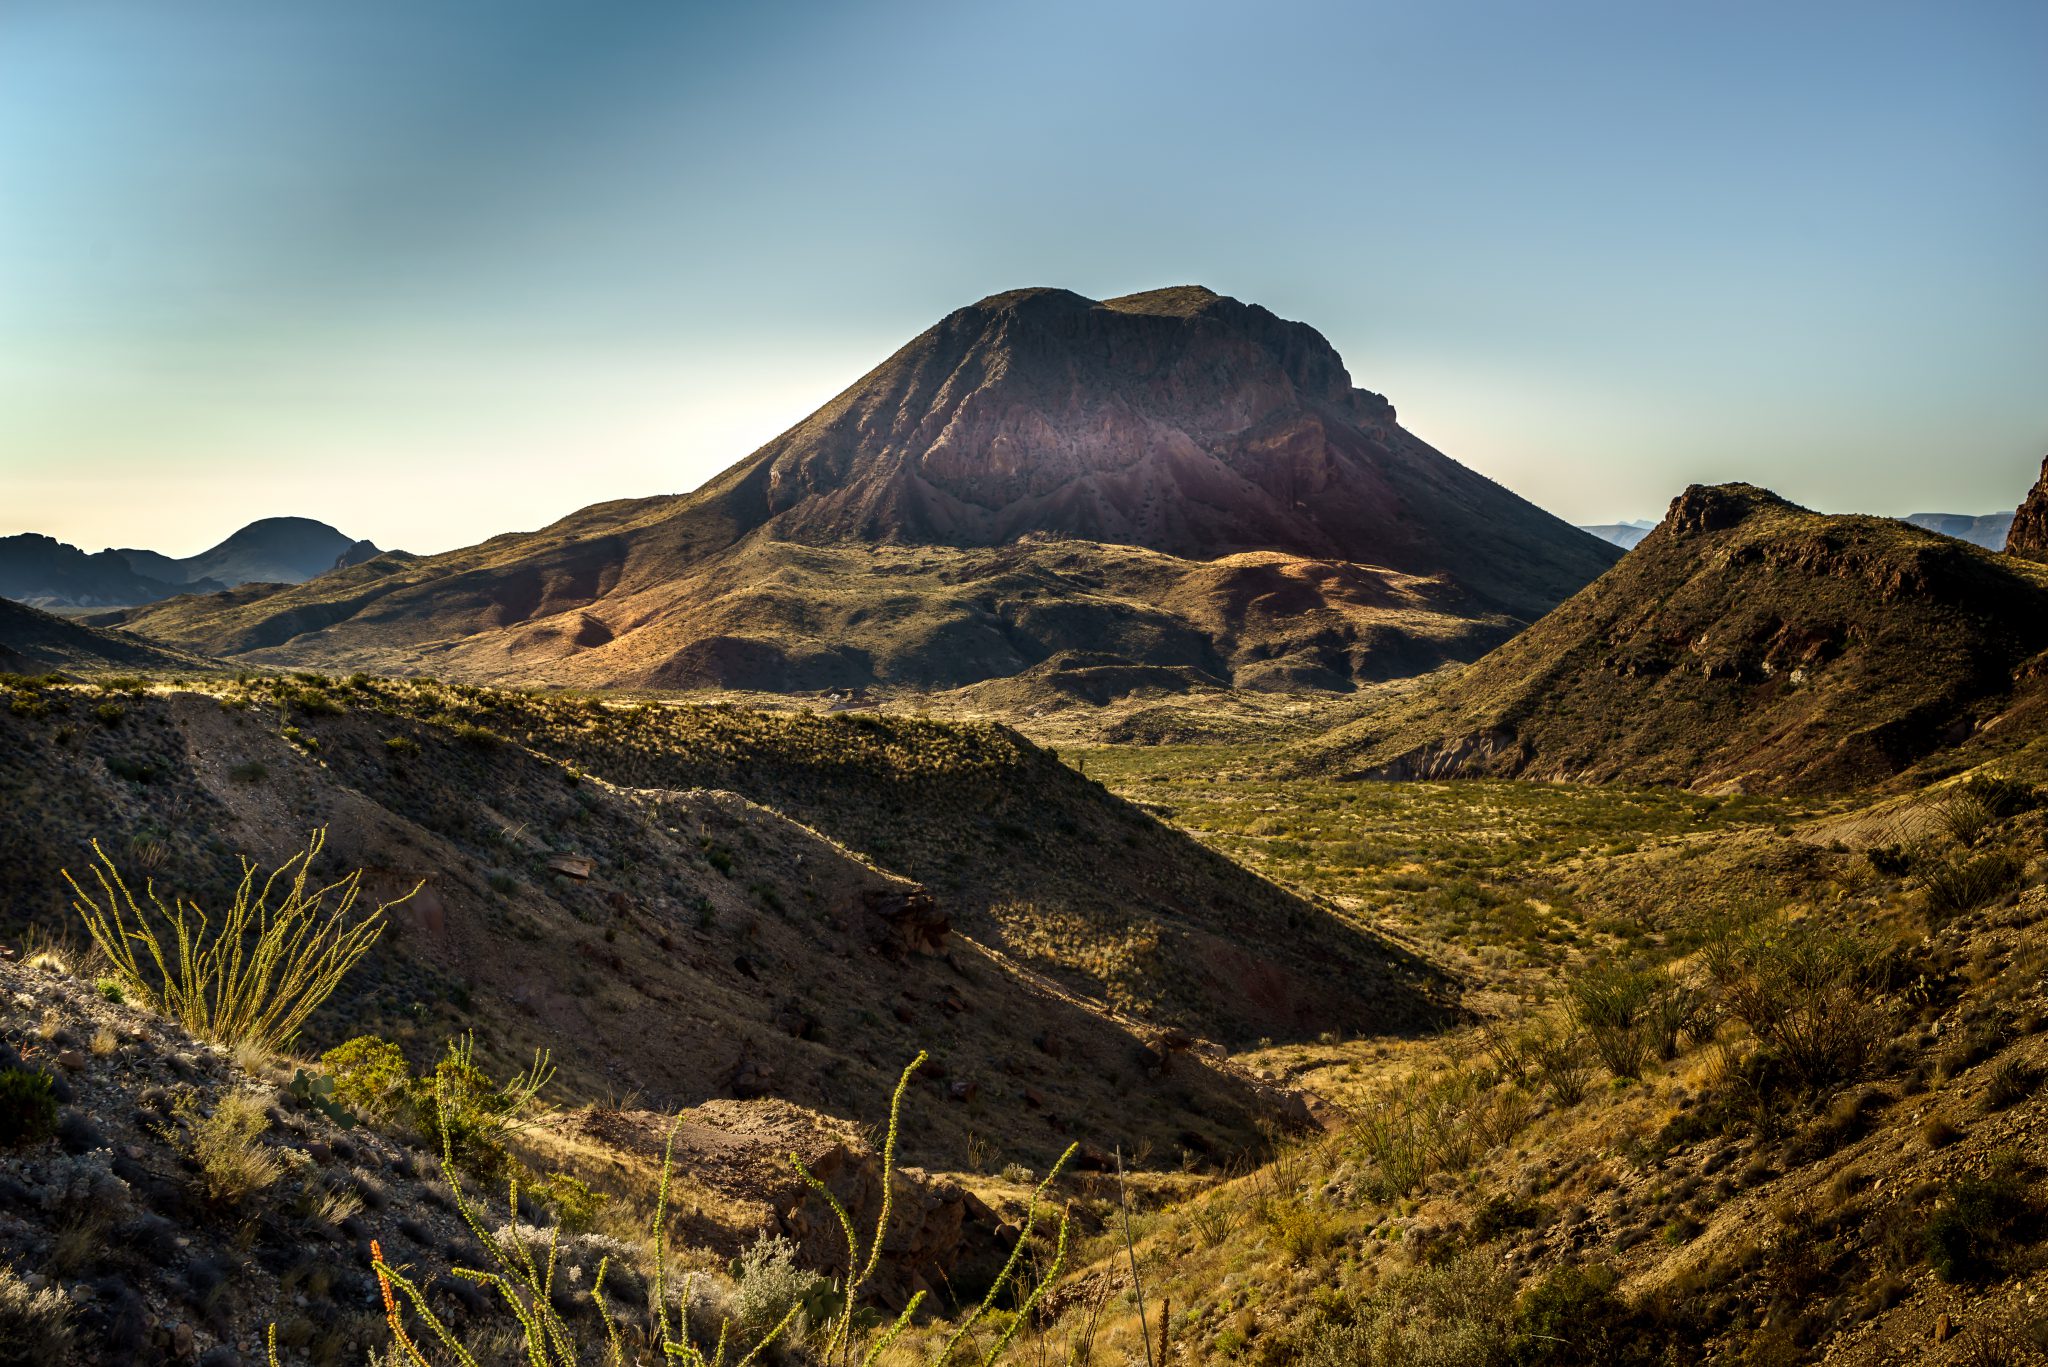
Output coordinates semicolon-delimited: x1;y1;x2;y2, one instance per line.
2;0;2043;555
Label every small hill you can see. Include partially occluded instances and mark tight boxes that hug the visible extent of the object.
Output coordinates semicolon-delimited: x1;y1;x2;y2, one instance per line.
1293;483;2048;793
0;598;216;675
117;515;375;588
110;288;1616;695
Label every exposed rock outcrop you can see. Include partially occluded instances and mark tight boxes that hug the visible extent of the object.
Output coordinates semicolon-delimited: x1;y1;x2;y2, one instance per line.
2003;455;2048;563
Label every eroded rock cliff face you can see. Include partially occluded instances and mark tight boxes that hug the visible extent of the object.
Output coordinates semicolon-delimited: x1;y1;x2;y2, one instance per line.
2004;455;2048;563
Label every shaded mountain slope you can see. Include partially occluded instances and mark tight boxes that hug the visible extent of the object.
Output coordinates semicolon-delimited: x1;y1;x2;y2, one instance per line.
0;598;217;675
366;683;1448;1045
0;679;1327;1173
112;288;1615;693
0;533;213;610
1291;483;2048;794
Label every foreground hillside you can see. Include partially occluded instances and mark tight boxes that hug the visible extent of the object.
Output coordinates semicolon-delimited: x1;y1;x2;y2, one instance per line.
0;675;1442;1177
7;694;2047;1364
1296;484;2048;794
1064;745;2048;1366
106;288;1616;693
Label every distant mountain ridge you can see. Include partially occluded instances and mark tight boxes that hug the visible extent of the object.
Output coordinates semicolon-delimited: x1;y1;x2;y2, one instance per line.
2;517;387;611
109;286;1619;693
1577;520;1657;550
1902;510;2013;550
113;516;379;588
1584;511;2015;553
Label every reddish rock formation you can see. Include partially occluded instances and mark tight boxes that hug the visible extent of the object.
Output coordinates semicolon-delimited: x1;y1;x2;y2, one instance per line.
715;285;1612;618
2003;455;2048;563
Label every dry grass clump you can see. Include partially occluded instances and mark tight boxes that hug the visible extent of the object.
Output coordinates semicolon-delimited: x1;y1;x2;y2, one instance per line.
65;827;414;1052
0;1263;75;1366
179;1090;285;1208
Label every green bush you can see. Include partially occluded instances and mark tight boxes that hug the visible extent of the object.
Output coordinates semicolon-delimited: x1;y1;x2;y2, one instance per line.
1703;916;1888;1090
527;1170;608;1234
318;1036;413;1118
318;1033;550;1180
1921;1168;2039;1283
0;1068;58;1148
1924;848;2023;918
1510;1263;1664;1364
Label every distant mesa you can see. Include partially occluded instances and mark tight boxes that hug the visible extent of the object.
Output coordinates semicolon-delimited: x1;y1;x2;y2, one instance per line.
1577;520;1658;550
1902;510;2014;551
1;517;392;611
104;285;1622;694
1584;512;2014;553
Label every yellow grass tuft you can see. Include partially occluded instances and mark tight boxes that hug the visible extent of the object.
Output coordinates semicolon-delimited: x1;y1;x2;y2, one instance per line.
64;828;415;1052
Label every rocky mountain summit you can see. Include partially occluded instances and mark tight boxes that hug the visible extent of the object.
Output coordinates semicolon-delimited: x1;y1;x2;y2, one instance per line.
105;289;1615;694
713;285;1612;615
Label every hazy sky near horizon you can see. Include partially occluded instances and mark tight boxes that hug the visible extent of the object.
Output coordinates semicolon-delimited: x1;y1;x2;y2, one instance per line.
2;1;2043;557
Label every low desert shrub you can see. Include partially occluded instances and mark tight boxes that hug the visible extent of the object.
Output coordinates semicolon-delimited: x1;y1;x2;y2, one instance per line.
1511;1262;1668;1364
1703;915;1890;1090
1922;1164;2040;1283
319;1036;414;1120
1924;849;2024;919
0;1068;59;1148
730;1234;835;1345
180;1090;283;1208
1984;1055;2041;1111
